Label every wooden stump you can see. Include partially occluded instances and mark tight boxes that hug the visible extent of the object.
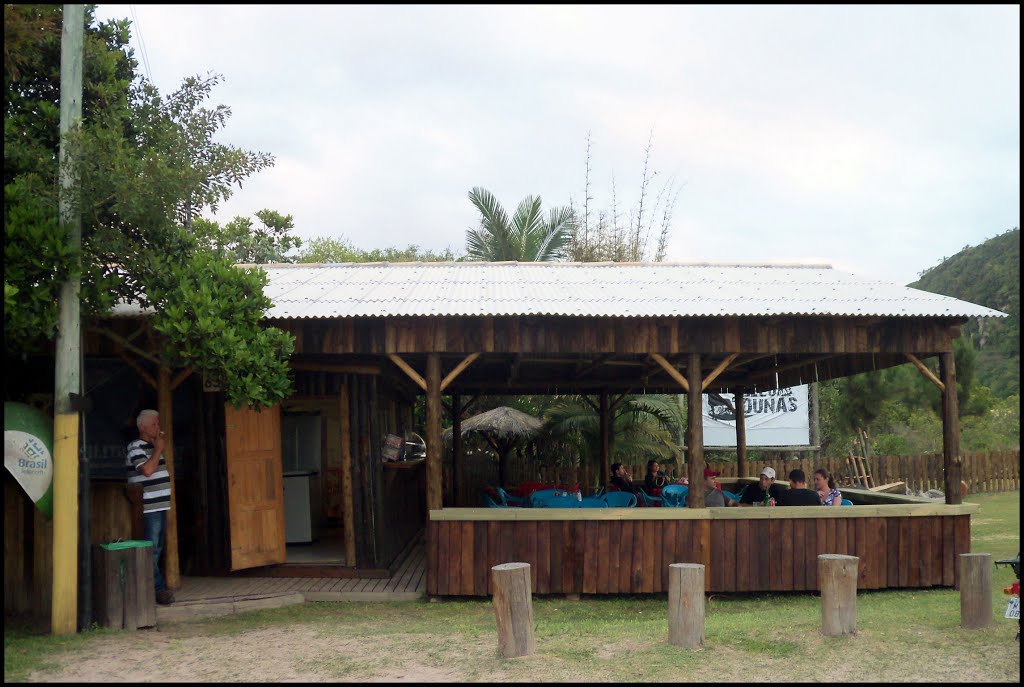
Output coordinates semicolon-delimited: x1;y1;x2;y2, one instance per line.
668;563;705;649
491;562;535;658
819;554;858;636
92;544;156;630
959;553;993;629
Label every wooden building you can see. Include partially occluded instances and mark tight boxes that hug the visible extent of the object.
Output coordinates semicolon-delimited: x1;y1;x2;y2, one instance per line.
4;262;1007;619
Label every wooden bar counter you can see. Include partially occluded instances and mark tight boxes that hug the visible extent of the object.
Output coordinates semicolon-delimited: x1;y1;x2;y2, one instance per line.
426;489;977;597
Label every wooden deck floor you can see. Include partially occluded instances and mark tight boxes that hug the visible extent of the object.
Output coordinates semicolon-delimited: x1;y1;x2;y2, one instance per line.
158;537;425;622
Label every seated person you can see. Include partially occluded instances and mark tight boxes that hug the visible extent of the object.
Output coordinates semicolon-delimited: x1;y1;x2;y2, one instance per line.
703;467;738;507
643;460;670;494
739;466;785;507
777;468;821;506
814;468;843;507
610;462;640;494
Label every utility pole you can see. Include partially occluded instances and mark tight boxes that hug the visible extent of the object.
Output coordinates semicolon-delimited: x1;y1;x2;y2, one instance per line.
52;3;84;636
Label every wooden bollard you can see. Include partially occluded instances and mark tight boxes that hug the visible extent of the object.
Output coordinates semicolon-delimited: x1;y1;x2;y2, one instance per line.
668;563;705;649
818;554;859;636
491;563;536;658
959;553;993;629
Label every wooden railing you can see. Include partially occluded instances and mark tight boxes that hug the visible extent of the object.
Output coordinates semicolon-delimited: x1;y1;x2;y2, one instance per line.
445;448;1020;506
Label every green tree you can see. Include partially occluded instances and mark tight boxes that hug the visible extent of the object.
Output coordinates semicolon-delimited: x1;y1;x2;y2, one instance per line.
465;187;574;262
298;236;458;263
4;7;292;409
193;209;302;264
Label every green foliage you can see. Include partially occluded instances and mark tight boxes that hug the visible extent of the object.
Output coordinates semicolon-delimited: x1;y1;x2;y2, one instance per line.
465;187;574;262
911;227;1019;396
298;236;459;263
4;6;293;408
193;209;302;264
148;252;294;408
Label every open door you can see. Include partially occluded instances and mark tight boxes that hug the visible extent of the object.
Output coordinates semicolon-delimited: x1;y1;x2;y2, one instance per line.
225;403;286;570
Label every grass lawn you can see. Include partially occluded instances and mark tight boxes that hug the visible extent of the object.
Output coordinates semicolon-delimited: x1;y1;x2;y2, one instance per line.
5;491;1020;682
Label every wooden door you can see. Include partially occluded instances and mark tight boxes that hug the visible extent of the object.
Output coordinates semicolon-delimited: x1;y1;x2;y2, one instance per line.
225;403;286;570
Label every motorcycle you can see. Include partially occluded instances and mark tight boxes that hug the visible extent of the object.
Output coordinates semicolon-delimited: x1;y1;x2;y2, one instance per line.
994;552;1020;641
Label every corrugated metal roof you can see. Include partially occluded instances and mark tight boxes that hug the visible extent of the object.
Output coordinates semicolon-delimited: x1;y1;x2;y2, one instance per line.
109;262;1007;319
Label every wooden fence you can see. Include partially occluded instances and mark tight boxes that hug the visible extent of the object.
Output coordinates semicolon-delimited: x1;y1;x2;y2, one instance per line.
445;448;1020;506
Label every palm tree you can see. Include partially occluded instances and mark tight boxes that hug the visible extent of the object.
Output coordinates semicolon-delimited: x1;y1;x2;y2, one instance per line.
465;187;575;262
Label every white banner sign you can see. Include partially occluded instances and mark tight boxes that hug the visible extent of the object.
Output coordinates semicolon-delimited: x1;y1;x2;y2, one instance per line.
702;385;809;447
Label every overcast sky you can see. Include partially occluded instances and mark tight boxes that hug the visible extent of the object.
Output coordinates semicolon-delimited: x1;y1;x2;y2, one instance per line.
93;4;1019;285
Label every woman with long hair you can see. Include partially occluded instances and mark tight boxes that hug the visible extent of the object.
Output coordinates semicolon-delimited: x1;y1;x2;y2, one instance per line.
813;468;843;507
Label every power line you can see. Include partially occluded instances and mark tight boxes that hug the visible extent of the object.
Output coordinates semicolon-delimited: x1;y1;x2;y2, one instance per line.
129;4;153;83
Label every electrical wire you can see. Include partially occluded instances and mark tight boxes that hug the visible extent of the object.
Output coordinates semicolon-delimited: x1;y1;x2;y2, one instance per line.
129;4;154;83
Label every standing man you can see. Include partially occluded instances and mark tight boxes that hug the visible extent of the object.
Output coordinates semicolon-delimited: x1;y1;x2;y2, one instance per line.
739;466;784;507
126;409;174;605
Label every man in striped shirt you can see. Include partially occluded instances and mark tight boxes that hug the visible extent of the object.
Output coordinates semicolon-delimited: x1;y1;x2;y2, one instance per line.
126;409;174;605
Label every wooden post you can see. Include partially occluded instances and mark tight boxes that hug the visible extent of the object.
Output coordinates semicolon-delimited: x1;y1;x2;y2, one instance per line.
668;563;705;649
491;562;535;658
940;352;962;504
51;1;84;637
599;391;610;492
734;391;748;478
686;354;704;508
959;553;993;629
156;366;180;590
425;353;442;512
818;554;858;636
339;379;356;566
451;395;462;507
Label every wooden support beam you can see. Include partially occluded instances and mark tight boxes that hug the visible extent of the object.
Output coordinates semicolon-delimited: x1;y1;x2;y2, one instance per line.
701;353;739;392
905;353;944;391
170;367;193;391
339;380;356;566
748;354;836;380
609;390;634;413
291;361;382;375
440;353;480;392
581;395;598;412
735;391;748;478
686;353;704;508
940;352;962;505
88;326;160;366
425;354;442;512
574;354;614;381
388;354;427;392
157;366;181;590
651;353;690;392
451;395;462;506
599;392;610;491
117;351;156;389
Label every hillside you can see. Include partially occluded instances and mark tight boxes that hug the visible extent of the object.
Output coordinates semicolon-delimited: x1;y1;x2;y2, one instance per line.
909;227;1020;396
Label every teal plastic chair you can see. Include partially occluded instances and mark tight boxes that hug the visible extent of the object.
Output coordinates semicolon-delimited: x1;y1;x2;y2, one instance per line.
721;489;740;504
601;491;637;508
841;498;854;506
637;490;663;507
661;484;688;508
579;496;608;508
535;494;582;508
497;487;526;507
529;489;566;507
482;492;507;508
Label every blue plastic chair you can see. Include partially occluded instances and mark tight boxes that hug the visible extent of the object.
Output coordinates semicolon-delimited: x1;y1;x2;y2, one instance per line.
721;489;740;505
661;484;689;508
482;492;507;508
528;489;565;507
497;487;526;507
579;496;609;508
637;490;663;507
601;491;637;508
841;498;854;506
535;494;582;508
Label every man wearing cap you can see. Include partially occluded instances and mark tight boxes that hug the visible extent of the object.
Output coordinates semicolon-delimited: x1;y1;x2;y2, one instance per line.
739;466;785;507
703;467;738;507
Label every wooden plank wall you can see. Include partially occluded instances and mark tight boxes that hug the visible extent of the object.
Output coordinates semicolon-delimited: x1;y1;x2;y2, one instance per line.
426;514;972;596
456;450;1020;503
4;479;134;624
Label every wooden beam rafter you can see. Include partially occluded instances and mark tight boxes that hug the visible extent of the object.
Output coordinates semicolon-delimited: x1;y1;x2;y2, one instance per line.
388;354;427;392
650;353;690;392
905;353;945;391
117;351;156;389
701;353;740;391
440;353;480;393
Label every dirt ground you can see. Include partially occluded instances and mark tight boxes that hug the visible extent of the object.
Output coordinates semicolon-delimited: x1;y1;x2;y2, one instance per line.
21;619;1021;683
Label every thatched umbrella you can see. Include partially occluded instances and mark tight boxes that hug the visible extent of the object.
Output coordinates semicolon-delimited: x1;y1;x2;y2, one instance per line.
444;406;543;487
